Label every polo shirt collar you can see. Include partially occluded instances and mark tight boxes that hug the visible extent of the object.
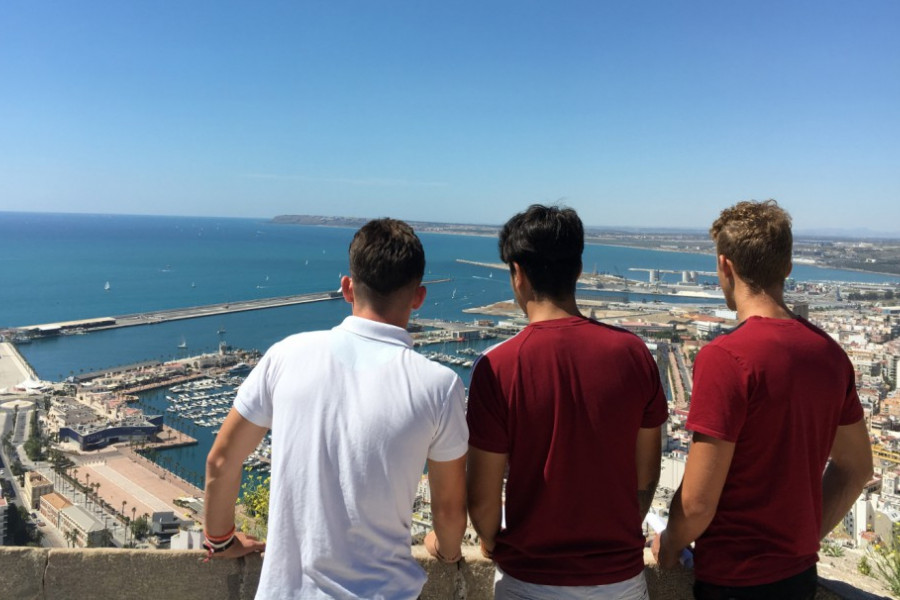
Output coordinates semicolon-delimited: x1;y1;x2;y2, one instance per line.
338;315;413;348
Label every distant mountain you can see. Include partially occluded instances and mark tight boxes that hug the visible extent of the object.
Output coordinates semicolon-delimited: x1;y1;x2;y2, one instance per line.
271;215;900;242
796;227;900;240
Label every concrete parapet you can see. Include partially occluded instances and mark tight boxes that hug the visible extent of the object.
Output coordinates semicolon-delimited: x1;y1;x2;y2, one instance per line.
0;546;888;599
0;547;46;600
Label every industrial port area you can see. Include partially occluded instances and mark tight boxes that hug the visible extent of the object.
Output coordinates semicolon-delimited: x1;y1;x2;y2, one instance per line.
1;264;899;595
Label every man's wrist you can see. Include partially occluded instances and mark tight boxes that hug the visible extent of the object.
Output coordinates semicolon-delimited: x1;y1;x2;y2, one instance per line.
202;525;237;559
658;530;678;563
479;538;494;560
434;538;462;563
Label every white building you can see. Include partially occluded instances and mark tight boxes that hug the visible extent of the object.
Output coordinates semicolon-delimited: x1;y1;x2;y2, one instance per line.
842;493;874;547
59;505;107;548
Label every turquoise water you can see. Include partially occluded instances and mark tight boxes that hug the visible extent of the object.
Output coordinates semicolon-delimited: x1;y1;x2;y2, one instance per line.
4;211;898;377
3;211;897;488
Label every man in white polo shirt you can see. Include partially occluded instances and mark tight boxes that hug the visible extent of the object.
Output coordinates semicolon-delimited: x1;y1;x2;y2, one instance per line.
203;218;468;599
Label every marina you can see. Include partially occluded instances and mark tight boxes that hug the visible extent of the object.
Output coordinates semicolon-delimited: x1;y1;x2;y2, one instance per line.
162;376;272;470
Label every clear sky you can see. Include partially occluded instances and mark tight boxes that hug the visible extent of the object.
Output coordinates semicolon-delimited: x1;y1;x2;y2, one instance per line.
1;1;898;231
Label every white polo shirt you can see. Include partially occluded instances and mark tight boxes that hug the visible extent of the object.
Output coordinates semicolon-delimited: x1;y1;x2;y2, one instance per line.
235;316;468;599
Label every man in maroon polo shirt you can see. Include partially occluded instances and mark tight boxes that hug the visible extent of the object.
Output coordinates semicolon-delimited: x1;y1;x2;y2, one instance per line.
654;200;873;599
467;204;667;599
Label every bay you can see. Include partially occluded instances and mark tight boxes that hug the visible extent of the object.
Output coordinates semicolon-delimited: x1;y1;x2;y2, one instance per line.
3;211;897;489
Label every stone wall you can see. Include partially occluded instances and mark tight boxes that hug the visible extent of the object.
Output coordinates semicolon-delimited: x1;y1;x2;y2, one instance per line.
0;546;882;599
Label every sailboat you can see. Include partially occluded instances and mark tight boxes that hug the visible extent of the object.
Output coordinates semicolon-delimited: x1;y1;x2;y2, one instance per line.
177;337;187;349
104;281;111;291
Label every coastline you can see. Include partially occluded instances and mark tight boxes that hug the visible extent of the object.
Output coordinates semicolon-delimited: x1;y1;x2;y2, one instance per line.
274;220;900;279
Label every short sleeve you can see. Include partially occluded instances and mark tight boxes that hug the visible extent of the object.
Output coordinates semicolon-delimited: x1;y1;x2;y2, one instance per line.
428;375;469;462
839;357;864;425
234;350;275;428
686;344;750;443
640;346;669;429
466;354;510;453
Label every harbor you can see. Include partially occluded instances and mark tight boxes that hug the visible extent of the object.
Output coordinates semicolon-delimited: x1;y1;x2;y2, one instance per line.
10;278;455;341
11;290;344;338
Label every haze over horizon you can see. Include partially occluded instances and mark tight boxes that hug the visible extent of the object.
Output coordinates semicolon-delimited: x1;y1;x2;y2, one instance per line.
1;1;897;231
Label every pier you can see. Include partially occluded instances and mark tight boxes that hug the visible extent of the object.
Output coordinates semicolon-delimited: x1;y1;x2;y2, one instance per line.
15;290;344;337
14;278;453;339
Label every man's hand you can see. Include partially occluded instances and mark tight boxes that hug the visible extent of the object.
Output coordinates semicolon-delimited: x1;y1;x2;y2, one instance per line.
424;530;461;564
651;531;680;569
206;532;266;560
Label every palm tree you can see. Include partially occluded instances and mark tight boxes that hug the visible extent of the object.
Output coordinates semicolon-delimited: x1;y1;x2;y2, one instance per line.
92;483;101;513
65;528;79;548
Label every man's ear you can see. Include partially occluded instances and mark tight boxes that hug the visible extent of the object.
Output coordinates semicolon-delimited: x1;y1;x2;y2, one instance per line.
718;255;733;279
340;276;354;304
510;262;524;290
411;285;427;310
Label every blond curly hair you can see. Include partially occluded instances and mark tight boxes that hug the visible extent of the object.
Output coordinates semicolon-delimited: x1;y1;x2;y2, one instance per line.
710;200;792;291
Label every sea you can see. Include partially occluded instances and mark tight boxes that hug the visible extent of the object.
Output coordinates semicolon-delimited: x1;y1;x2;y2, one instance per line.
3;211;898;488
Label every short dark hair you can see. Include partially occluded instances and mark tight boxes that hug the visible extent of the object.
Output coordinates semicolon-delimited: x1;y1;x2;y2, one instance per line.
710;200;792;291
349;218;425;299
499;204;584;299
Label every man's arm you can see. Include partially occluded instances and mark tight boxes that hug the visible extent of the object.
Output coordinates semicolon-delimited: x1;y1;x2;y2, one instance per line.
654;432;734;568
636;426;662;520
204;406;268;558
821;419;873;539
466;446;507;558
424;454;467;562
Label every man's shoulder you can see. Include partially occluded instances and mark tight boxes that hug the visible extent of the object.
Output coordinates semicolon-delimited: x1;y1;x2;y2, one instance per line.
276;328;332;347
590;319;651;346
559;319;652;356
475;331;529;366
407;347;462;383
262;329;333;360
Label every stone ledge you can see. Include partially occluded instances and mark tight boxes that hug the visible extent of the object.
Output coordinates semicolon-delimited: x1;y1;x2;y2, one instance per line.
0;546;888;599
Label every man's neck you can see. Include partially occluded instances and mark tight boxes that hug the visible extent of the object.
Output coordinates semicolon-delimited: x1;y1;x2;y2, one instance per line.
524;296;582;324
351;306;410;329
734;285;793;322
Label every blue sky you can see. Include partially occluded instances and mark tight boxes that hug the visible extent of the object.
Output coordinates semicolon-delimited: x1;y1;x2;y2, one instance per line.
1;1;898;231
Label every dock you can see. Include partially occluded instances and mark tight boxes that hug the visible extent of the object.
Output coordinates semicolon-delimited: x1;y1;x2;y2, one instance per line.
14;278;452;339
15;290;343;337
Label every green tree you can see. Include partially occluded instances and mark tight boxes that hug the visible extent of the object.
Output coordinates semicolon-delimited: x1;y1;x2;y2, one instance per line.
89;528;115;548
130;514;151;541
65;529;79;548
7;505;33;545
